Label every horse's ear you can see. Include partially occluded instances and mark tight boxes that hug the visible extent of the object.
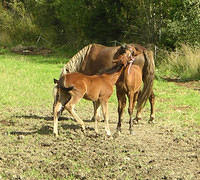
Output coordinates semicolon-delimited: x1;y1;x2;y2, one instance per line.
112;59;120;64
121;43;127;50
54;78;58;84
121;44;126;49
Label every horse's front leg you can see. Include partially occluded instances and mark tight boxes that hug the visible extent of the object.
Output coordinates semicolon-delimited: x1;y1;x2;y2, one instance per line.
52;85;58;114
53;101;65;137
65;95;86;133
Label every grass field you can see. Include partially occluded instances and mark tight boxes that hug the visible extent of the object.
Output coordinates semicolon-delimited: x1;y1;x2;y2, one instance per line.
0;53;200;179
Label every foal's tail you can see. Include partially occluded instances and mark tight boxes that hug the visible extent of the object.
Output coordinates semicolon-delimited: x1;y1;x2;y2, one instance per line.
136;50;155;111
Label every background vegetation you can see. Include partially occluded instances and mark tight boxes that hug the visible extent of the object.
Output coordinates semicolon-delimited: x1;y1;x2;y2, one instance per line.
0;1;199;179
0;0;200;79
1;0;200;47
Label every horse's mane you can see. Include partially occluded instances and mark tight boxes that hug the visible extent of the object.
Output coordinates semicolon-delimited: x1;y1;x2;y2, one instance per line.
60;44;93;76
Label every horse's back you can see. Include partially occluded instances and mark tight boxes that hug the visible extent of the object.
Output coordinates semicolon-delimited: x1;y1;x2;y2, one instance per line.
82;44;120;75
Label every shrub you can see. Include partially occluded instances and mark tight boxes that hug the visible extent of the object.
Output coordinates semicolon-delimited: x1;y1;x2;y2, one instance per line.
158;44;200;80
0;1;40;46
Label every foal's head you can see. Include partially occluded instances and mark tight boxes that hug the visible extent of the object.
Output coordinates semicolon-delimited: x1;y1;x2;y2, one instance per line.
113;45;136;66
114;44;140;60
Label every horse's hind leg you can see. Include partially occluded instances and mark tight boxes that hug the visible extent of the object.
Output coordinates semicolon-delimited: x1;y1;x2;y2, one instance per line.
134;90;142;124
116;87;127;135
148;90;155;123
65;95;86;133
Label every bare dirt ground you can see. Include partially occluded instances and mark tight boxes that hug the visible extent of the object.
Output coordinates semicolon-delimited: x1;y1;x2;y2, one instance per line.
0;100;199;180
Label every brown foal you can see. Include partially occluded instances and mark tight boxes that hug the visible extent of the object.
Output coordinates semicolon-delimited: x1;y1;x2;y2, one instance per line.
53;49;132;137
117;63;142;135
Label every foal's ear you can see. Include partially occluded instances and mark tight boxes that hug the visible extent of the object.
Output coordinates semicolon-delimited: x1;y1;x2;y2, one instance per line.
54;78;59;84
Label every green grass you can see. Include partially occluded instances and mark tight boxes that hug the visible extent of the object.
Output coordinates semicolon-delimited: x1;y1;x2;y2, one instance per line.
0;53;200;125
153;79;200;126
0;53;65;112
0;52;200;179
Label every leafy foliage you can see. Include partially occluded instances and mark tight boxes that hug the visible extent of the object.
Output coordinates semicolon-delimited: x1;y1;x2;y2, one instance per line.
0;0;200;48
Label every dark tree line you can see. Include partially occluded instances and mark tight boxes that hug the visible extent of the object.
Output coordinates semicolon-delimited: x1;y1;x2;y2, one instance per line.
0;0;200;49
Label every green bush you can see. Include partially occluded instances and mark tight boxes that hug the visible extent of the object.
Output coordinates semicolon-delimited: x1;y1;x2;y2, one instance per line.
0;1;40;46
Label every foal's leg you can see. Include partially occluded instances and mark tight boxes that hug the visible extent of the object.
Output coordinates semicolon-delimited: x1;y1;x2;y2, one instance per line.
53;101;62;136
53;90;71;136
148;90;155;123
116;87;127;134
52;85;59;114
93;100;101;134
65;95;86;133
53;98;67;137
100;100;111;136
128;92;139;135
91;101;101;122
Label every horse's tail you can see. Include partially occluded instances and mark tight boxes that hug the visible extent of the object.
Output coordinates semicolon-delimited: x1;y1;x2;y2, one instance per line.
136;50;155;111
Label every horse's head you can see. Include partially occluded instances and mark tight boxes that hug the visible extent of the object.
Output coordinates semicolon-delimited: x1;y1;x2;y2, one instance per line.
113;45;136;66
114;43;142;61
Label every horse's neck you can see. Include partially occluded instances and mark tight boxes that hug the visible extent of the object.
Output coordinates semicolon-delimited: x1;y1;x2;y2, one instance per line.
109;67;124;85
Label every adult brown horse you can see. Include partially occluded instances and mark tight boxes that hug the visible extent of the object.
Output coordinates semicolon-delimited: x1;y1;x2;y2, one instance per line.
53;43;155;134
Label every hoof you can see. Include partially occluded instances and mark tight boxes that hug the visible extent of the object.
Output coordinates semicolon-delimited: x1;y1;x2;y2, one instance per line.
133;119;138;124
113;130;121;138
148;120;154;124
53;132;58;137
81;127;86;134
129;130;135;135
95;132;100;137
91;117;95;122
148;117;154;124
95;129;99;135
91;116;102;122
106;131;111;137
104;134;113;140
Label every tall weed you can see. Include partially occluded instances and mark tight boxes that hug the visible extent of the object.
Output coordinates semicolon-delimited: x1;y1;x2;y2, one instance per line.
158;44;200;80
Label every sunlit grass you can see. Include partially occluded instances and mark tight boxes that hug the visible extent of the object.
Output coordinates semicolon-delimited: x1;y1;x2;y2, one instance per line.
0;53;200;127
0;53;200;180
